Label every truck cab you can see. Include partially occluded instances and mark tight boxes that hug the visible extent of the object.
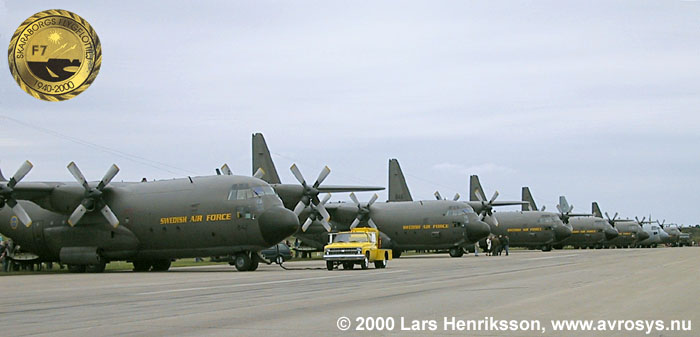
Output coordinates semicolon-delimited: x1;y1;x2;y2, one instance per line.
323;228;392;270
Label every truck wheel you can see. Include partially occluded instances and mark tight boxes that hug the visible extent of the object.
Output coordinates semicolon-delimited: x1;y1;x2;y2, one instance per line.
449;247;464;257
234;252;252;271
360;253;369;270
374;259;387;269
326;261;334;271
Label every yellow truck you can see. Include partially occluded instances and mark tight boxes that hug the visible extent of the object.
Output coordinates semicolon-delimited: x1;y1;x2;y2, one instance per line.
323;228;392;270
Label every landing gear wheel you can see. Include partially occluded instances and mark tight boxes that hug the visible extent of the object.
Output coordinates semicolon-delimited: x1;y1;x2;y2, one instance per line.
85;262;106;273
326;261;334;271
449;247;464;257
248;256;259;271
342;262;354;270
373;259;387;269
541;245;552;252
360;253;369;270
151;259;172;272
68;264;86;273
234;252;252;271
392;250;402;258
132;260;152;272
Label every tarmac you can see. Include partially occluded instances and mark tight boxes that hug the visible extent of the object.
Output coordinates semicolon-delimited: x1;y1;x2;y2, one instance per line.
0;247;698;336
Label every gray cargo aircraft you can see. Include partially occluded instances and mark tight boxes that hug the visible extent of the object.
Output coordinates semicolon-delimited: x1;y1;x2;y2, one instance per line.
470;182;572;251
592;202;649;248
250;133;491;258
0;161;300;272
552;196;618;249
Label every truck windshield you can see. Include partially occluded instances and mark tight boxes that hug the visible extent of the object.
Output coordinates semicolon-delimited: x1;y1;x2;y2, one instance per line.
333;233;369;243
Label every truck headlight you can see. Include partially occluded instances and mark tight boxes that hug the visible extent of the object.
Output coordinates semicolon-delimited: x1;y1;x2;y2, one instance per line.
325;250;330;255
356;248;362;254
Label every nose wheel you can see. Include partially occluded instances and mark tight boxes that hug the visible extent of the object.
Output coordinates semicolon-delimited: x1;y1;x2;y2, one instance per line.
233;252;259;271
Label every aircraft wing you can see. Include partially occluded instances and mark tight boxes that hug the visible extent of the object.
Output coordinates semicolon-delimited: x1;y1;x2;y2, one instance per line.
4;182;57;201
316;185;384;192
466;200;528;212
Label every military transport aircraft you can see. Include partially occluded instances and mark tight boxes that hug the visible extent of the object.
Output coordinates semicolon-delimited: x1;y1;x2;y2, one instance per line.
592;202;649;248
471;182;572;251
0;161;300;273
551;196;618;249
250;133;491;258
655;219;681;246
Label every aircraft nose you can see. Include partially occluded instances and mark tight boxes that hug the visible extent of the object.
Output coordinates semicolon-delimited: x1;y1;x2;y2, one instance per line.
257;206;300;246
554;225;572;241
637;230;650;241
604;227;619;240
466;220;491;243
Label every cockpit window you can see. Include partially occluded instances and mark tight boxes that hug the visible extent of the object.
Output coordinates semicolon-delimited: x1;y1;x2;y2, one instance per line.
228;184;277;200
538;215;557;224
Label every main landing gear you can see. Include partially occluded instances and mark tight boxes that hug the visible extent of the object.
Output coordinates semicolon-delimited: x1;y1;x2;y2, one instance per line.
132;259;172;272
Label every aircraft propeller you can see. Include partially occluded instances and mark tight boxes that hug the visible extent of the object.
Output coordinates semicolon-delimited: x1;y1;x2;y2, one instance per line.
219;163;265;179
66;162;120;228
0;160;34;227
556;196;574;224
604;211;619;227
301;193;332;232
634;216;647;227
434;191;460;201
474;188;499;226
349;192;379;229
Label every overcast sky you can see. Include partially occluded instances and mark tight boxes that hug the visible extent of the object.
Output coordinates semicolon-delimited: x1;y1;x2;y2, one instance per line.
1;1;699;224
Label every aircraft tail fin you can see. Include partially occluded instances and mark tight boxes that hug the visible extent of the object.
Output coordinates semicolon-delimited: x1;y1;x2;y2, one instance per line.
521;186;538;211
388;158;412;202
252;133;282;184
592;202;603;218
469;175;486;202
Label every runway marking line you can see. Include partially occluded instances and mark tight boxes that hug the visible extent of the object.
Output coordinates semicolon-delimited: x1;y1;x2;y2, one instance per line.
526;254;579;261
135;269;407;295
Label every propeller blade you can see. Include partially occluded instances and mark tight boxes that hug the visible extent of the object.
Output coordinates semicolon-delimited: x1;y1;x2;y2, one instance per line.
293;200;306;216
316;203;331;222
641;217;646;224
11;202;32;227
474;188;486;202
253;167;265;179
488;190;499;204
320;219;332;232
453;193;460;201
556;204;563;214
301;218;313;232
613;212;618;220
349;217;361;229
540;205;546;211
569;204;574;212
221;164;233;176
320;193;332;205
349;192;360;206
100;205;120;228
67;162;89;190
289;164;306;185
10;160;33;187
312;166;331;188
367;193;379;207
67;204;88;227
605;212;610;219
486;214;499;226
367;218;378;229
434;191;443;200
99;164;120;189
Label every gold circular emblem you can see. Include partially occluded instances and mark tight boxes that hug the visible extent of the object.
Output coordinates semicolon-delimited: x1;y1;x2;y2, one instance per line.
7;9;102;101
